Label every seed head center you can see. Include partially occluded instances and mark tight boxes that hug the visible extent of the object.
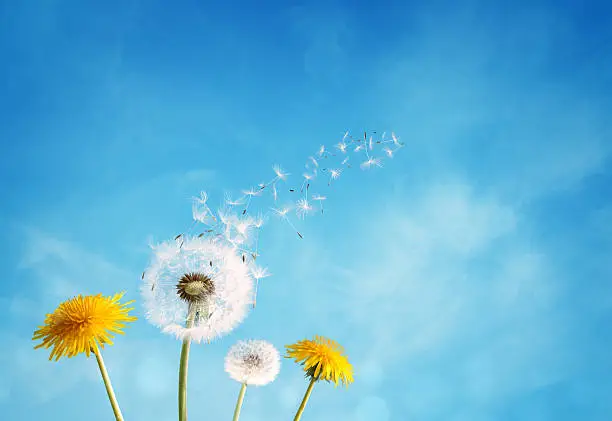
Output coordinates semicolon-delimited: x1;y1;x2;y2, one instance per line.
176;272;215;304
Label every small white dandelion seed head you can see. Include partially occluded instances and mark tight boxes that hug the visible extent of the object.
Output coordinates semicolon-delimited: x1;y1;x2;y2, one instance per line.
273;165;289;181
296;198;313;219
330;169;342;179
141;236;254;343
225;340;281;386
303;173;313;180
336;142;347;153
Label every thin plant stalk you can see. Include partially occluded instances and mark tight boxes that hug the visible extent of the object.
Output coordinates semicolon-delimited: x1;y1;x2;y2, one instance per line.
178;306;197;421
92;342;125;421
232;383;248;421
293;377;316;421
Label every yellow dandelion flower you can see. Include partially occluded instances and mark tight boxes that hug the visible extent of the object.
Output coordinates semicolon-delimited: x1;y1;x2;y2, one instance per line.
32;292;136;421
286;335;354;387
33;292;137;361
285;336;354;421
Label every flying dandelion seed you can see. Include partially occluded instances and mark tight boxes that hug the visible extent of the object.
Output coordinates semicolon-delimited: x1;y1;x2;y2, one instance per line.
296;198;313;219
328;169;342;185
250;266;271;308
192;192;216;225
312;194;326;214
360;157;383;170
273;165;289;181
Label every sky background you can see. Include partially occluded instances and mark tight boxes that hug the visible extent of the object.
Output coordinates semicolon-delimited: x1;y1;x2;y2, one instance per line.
1;0;612;420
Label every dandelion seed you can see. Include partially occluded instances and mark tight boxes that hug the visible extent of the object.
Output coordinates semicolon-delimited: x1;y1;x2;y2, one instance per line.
342;131;349;141
271;206;290;218
296;199;313;219
312;194;326;214
192;192;216;225
336;142;347;153
318;145;325;156
391;132;403;147
273;165;289;181
354;145;364;152
309;156;319;167
243;188;262;197
272;184;278;201
341;157;350;165
360;157;383;170
225;192;246;207
383;147;394;158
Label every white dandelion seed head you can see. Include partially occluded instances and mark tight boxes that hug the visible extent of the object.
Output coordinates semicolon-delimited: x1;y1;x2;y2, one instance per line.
225;340;281;386
330;169;342;179
336;142;347;153
141;236;254;343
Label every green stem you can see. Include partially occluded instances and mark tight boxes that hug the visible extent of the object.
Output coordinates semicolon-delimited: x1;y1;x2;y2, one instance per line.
178;307;197;421
92;343;125;421
293;377;317;421
232;383;248;421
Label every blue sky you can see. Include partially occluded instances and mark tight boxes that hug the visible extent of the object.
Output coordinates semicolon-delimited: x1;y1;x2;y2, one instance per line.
1;0;611;420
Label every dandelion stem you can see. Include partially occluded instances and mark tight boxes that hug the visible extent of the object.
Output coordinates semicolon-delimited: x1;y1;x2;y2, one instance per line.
232;383;248;421
92;342;125;421
293;377;317;421
178;307;196;421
